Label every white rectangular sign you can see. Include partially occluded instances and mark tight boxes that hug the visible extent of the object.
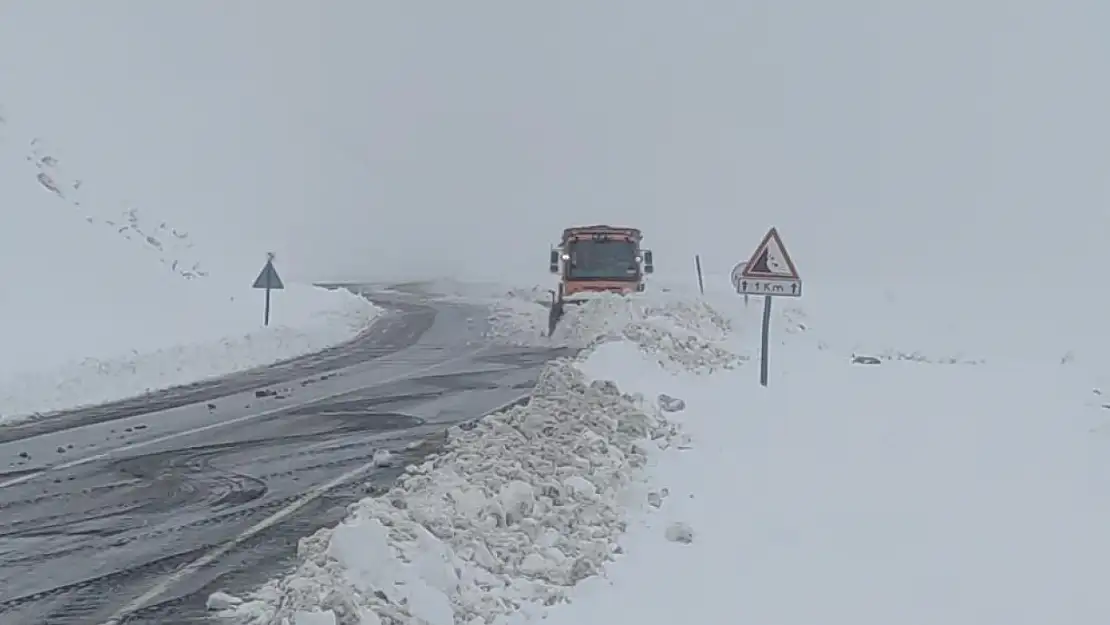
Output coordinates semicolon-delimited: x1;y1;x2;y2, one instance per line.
736;277;801;297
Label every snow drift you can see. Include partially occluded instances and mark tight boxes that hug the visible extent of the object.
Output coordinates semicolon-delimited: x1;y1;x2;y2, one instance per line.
470;287;744;374
215;293;735;625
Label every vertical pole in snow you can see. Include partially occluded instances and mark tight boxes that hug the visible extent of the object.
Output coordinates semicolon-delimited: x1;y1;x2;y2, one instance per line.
253;253;283;327
264;287;272;327
695;255;705;295
760;295;772;387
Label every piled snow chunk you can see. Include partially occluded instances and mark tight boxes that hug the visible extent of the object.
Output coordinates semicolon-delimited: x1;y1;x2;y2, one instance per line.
550;293;732;346
207;592;243;611
614;322;739;374
657;394;686;413
663;521;694;544
487;292;743;373
219;361;680;625
485;302;551;344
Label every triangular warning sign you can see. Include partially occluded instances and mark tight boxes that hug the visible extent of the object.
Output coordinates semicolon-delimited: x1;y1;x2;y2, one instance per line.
252;260;285;290
740;227;800;280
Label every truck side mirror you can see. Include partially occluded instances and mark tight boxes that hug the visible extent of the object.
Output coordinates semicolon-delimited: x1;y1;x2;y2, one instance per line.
643;250;654;274
549;249;560;273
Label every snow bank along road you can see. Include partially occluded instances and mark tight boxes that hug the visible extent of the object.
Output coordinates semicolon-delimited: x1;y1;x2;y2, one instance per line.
0;285;575;625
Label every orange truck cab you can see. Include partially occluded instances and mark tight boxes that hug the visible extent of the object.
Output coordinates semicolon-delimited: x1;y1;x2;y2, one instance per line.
545;225;654;335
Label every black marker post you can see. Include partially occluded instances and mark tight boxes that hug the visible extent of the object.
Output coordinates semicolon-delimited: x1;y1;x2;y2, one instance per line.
252;252;285;326
760;294;772;386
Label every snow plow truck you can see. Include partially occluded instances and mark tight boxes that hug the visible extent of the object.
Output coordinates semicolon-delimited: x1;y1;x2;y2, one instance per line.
545;225;654;336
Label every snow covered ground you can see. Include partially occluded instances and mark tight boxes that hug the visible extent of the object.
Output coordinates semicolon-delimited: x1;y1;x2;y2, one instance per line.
211;285;729;625
538;324;1110;624
0;113;382;425
212;276;1110;625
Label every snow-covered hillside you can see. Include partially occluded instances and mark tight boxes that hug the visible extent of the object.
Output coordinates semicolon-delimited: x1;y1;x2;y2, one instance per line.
209;278;1110;625
0;113;381;424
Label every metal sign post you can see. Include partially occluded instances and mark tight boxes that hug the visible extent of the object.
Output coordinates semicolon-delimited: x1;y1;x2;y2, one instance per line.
695;255;705;295
251;252;285;326
735;228;802;386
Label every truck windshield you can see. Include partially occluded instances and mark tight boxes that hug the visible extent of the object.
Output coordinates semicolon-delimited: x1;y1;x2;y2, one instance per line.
566;239;640;280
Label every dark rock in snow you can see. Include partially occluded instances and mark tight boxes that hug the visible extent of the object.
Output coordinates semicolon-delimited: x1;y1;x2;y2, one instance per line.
851;355;882;365
658;394;686;412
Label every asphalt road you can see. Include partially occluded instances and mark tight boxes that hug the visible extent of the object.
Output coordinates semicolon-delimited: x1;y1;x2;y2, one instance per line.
0;285;573;625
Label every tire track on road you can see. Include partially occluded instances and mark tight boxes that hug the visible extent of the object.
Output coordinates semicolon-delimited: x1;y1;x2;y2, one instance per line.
0;288;569;625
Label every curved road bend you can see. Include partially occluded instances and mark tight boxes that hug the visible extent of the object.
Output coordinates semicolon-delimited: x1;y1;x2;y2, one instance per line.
0;285;574;625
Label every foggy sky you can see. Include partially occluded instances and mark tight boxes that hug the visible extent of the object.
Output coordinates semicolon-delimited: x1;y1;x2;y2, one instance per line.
2;1;1107;287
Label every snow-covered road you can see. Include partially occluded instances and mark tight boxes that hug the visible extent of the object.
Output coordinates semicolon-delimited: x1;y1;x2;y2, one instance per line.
208;281;1110;625
215;286;739;625
0;287;574;624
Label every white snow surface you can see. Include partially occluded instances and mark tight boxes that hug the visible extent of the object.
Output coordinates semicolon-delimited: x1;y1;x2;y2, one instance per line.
532;303;1110;625
216;290;727;625
0;112;382;424
418;278;743;373
219;275;1110;625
